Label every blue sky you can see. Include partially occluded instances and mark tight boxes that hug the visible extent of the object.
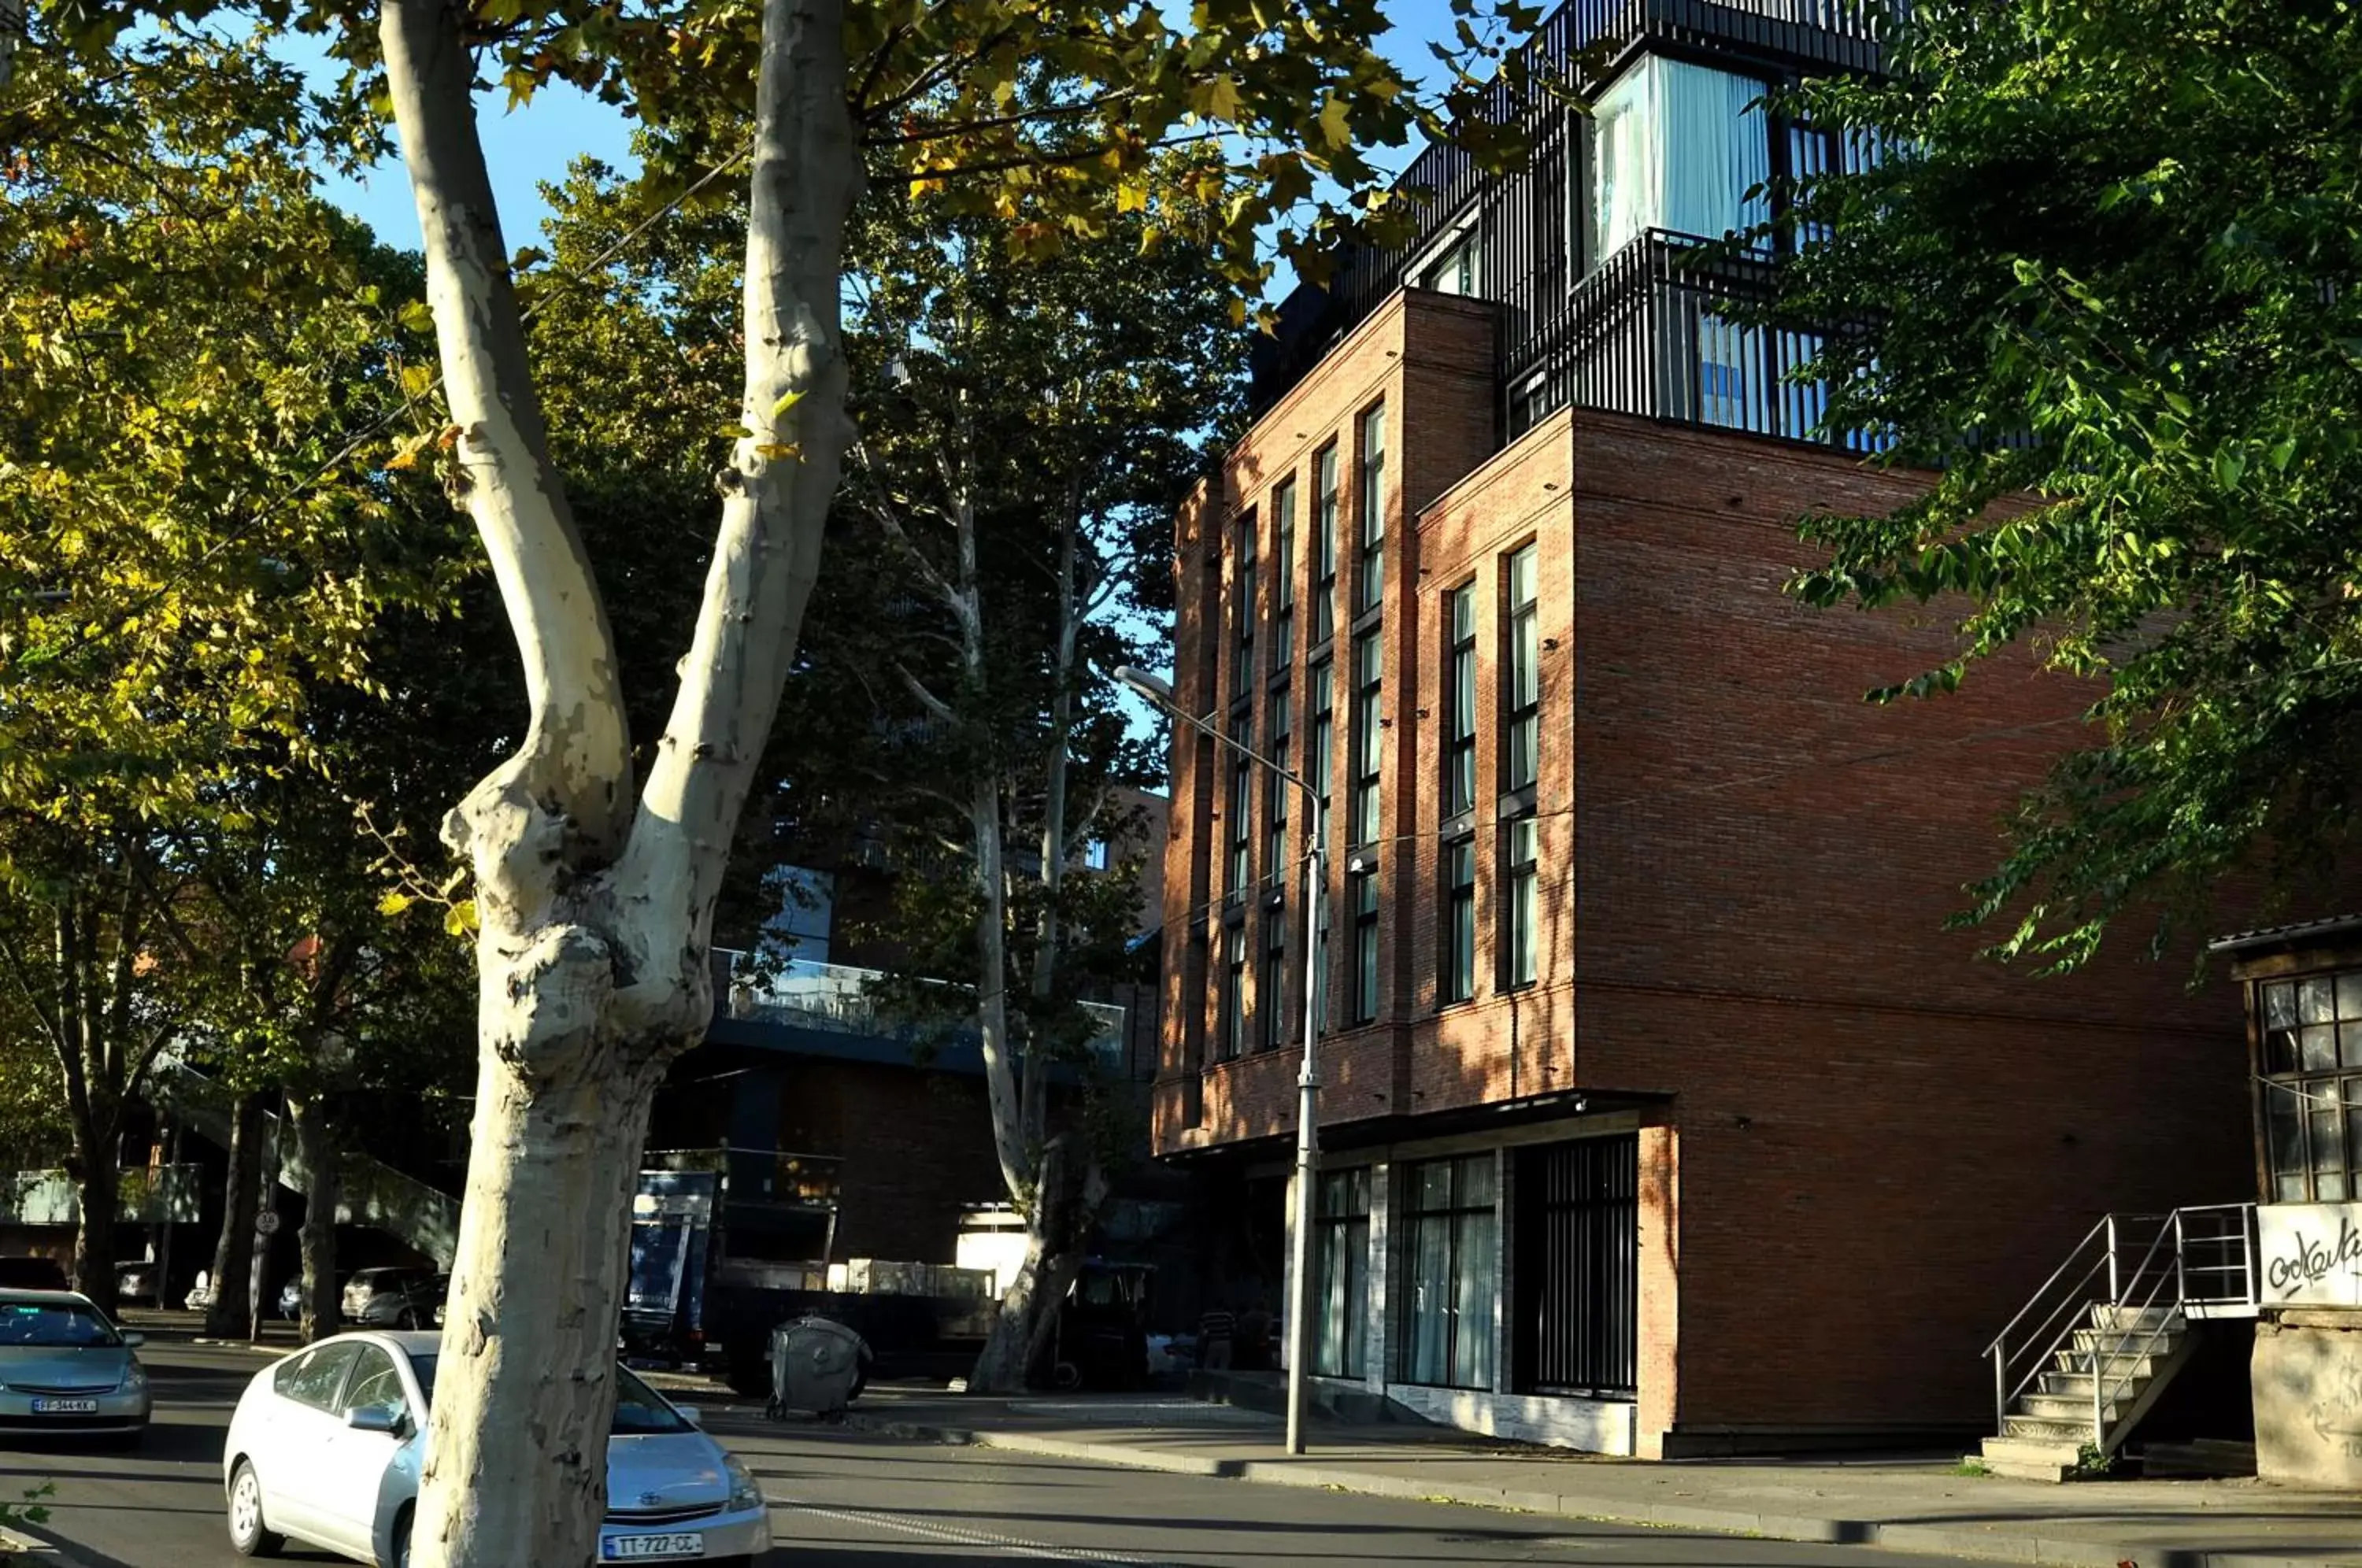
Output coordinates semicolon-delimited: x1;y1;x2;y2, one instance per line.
308;2;1472;299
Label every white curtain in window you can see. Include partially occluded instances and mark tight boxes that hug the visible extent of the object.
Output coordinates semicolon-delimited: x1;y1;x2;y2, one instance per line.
1587;55;1771;263
1660;57;1770;244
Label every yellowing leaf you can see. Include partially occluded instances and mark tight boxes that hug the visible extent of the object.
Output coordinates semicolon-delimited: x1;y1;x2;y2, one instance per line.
754;442;803;462
770;388;806;420
376;890;413;917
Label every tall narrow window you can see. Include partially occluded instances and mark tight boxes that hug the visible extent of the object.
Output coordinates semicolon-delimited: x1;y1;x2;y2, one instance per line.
1312;1167;1372;1378
1357;406;1386;615
1441;838;1476;1005
1399;1154;1499;1391
1350;631;1383;847
1260;908;1288;1052
1265;688;1292;883
1313;446;1339;645
1273;479;1297;671
1503;815;1538;989
1505;545;1540;793
1227;718;1253;897
1309;660;1335;1035
1308;658;1334;810
1445;584;1477;817
1220;923;1247;1060
1233;513;1257;697
2257;972;2362;1204
1350;868;1379;1024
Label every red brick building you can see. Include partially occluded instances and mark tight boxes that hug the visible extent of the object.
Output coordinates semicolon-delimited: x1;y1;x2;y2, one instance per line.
1152;2;2250;1456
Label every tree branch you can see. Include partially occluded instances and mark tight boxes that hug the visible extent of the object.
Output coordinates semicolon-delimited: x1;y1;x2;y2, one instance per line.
380;0;635;864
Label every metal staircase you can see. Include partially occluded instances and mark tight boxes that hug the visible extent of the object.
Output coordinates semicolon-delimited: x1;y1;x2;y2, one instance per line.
1977;1204;2259;1481
146;1061;458;1267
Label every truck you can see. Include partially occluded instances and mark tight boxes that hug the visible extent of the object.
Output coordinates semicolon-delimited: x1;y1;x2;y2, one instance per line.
623;1148;995;1393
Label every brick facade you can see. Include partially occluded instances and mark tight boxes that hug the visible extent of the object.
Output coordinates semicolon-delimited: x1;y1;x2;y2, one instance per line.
1152;286;2249;1454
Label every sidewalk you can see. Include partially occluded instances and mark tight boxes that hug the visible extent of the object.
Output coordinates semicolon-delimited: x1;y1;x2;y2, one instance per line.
843;1387;2362;1568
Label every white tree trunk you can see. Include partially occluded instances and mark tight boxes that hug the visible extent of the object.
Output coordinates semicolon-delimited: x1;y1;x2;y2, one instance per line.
379;0;857;1557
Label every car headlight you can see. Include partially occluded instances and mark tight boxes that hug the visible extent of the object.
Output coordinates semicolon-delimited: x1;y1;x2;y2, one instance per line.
723;1454;761;1514
120;1363;146;1392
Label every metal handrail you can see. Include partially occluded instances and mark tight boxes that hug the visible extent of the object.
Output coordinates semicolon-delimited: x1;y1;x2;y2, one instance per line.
1985;1202;2258;1446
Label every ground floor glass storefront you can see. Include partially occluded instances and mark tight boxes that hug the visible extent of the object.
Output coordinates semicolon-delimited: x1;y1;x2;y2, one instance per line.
1298;1126;1644;1450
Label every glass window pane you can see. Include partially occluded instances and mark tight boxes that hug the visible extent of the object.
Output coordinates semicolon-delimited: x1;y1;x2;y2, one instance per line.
2316;1111;2346;1174
2268;1085;2306;1188
2320;1172;2349;1202
2342;1024;2362;1071
2267;1027;2301;1076
1416;1160;1453;1210
2301;978;2336;1025
2339;972;2362;1021
2266;982;2299;1030
1406;1215;1451;1385
1454;1207;1498;1389
1458;1152;1498;1207
2304;1026;2338;1073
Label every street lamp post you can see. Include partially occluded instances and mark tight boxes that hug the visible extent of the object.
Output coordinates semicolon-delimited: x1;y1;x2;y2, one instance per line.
1117;665;1324;1456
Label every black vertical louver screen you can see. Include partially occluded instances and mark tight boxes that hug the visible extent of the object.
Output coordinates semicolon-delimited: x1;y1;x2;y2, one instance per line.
1516;1135;1639;1396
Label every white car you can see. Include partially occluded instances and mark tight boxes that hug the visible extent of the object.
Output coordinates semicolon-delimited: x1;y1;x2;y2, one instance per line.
222;1330;770;1566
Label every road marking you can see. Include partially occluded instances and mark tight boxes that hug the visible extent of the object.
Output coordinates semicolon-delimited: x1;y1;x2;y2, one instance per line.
776;1496;1172;1565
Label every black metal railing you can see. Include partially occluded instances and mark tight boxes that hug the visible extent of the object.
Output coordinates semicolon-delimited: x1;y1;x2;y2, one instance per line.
1510;228;1881;449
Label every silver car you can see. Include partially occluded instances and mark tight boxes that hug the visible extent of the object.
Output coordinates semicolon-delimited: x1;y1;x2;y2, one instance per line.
0;1289;150;1442
223;1330;770;1566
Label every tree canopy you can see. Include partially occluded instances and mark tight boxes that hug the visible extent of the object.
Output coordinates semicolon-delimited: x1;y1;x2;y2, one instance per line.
1768;0;2362;969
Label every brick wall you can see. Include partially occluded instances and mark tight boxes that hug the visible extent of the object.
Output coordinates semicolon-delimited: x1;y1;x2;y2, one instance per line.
1153;287;2251;1442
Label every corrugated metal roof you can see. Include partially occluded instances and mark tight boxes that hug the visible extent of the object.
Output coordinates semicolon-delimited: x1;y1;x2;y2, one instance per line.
2207;915;2362;955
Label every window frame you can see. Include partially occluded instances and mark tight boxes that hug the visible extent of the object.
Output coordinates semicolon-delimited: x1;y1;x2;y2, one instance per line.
1264;686;1293;886
1396;1153;1499;1392
1218;923;1248;1063
1272;479;1297;672
1356;405;1386;616
1504;544;1541;796
1502;813;1540;991
1312;445;1340;647
1444;582;1478;819
1260;905;1290;1052
1350;630;1383;849
1233;511;1257;698
1312;1166;1372;1378
1227;723;1253;900
2257;971;2362;1204
1349;866;1380;1025
1441;835;1477;1006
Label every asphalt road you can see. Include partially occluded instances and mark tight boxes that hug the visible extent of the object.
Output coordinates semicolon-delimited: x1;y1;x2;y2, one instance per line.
9;1339;2006;1568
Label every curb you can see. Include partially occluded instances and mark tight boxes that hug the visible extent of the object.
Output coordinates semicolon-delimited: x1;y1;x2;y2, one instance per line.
839;1414;2354;1568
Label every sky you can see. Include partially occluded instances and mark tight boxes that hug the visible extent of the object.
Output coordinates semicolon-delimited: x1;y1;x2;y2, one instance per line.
302;1;1474;298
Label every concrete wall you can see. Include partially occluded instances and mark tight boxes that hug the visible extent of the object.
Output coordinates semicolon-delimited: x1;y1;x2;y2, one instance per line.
2254;1312;2362;1485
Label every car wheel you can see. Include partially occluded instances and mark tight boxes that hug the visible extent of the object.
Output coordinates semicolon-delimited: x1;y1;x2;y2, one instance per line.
226;1459;284;1558
392;1507;412;1568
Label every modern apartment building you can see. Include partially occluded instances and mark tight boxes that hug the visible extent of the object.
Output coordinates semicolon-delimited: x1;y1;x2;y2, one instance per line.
1153;0;2252;1456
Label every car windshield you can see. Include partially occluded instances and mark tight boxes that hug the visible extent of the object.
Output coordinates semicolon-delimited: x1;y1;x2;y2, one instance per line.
405;1359;690;1434
0;1303;119;1348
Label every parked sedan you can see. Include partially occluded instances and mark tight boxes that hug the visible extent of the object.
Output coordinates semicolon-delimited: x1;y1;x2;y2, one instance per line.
338;1269;446;1329
0;1290;150;1443
223;1330;769;1566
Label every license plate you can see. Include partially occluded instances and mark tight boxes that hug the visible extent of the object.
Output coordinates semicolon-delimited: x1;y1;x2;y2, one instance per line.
602;1536;702;1561
30;1398;98;1414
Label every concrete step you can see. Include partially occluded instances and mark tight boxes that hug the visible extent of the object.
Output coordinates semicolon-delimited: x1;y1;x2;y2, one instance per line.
2037;1366;2159;1398
2045;1350;2163;1381
1978;1434;2082;1482
2069;1326;2181;1359
2092;1304;2180;1331
2004;1413;2101;1444
2018;1392;2127;1423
